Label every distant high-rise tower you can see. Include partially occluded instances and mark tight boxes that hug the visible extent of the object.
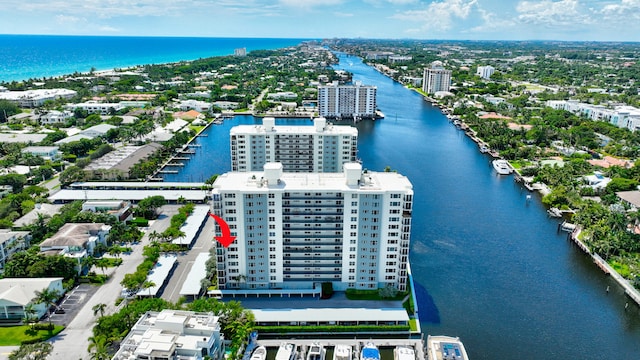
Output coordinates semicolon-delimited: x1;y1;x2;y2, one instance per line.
476;65;495;79
422;61;452;94
230;117;358;172
234;48;247;56
211;162;413;293
318;81;377;119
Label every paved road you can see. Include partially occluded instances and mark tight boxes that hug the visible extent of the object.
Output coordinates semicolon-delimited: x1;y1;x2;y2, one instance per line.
46;205;179;360
162;214;216;303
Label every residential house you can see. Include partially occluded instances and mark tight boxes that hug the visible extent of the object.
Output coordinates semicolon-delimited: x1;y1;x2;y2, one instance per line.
39;223;111;274
21;146;62;161
0;277;64;322
0;230;30;272
82;201;133;222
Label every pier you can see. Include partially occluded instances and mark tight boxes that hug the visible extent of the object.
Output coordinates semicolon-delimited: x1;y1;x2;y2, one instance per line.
158;170;179;174
173;157;190;161
164;162;185;167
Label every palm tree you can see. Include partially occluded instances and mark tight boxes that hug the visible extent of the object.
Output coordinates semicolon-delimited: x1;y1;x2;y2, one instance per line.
92;303;107;318
87;335;111;360
142;280;156;297
22;303;37;330
33;287;60;326
95;258;110;275
9;342;53;360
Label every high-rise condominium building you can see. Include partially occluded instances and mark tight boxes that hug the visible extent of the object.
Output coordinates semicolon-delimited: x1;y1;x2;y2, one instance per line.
230;117;358;172
318;81;377;119
211;162;413;293
422;61;452;94
476;65;495;79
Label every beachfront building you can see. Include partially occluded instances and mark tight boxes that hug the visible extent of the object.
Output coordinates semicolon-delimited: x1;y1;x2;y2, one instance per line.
0;89;77;108
111;309;225;360
318;81;377;119
476;65;495;79
211;162;413;294
234;47;247;56
230;117;358;172
546;100;640;132
422;61;452;94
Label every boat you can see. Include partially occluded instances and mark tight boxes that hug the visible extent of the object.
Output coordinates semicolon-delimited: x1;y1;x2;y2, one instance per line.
426;335;469;360
360;343;380;360
479;145;489;154
547;207;563;218
394;346;415;360
492;159;512;175
306;343;325;360
333;345;352;360
251;346;267;360
276;343;298;360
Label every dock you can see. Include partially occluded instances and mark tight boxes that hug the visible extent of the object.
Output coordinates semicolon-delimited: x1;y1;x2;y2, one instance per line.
180;149;196;154
252;338;427;360
188;144;202;148
173;157;190;161
165;162;185;167
158;170;179;174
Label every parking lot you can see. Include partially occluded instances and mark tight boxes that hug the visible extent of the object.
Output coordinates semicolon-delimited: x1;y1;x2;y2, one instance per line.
48;284;98;326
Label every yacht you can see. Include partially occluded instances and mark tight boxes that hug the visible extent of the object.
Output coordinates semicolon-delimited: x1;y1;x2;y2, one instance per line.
333;345;352;360
306;343;326;360
426;335;469;360
492;159;512;175
394;346;415;360
276;343;297;360
251;346;267;360
360;343;380;360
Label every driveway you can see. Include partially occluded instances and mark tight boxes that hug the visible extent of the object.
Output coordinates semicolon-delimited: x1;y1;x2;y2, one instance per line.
47;205;177;360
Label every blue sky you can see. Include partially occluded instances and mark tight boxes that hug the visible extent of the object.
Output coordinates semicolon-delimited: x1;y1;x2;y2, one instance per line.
0;0;639;41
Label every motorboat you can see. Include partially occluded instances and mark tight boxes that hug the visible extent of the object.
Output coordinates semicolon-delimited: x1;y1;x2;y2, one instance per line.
276;343;298;360
306;343;325;360
360;343;380;360
492;159;512;175
333;345;352;360
251;346;267;360
426;335;469;360
394;346;415;360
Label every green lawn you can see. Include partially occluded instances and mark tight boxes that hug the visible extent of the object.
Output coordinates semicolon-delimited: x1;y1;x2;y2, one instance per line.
0;325;64;346
409;319;418;332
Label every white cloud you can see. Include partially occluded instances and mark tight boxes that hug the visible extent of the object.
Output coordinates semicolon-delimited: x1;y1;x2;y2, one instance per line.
469;8;516;32
516;0;593;26
598;0;640;19
391;0;478;32
278;0;343;8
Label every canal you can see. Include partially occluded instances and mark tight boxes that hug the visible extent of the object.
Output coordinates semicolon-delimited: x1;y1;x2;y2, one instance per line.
163;53;640;359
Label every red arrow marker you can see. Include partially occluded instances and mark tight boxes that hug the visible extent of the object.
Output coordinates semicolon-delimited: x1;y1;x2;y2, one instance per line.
209;213;237;248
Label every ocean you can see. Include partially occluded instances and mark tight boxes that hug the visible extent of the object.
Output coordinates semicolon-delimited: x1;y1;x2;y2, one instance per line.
0;35;310;83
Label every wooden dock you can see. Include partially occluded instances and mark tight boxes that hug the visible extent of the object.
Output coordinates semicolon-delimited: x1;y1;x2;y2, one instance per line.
158;170;179;174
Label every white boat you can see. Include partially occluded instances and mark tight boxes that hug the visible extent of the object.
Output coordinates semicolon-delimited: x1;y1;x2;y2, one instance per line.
492;159;512;175
251;346;267;360
426;335;469;360
276;343;297;360
333;345;352;360
306;343;325;360
360;343;380;360
479;145;489;154
394;346;415;360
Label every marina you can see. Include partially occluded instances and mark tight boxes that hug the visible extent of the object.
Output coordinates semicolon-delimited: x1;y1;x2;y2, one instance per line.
249;339;426;360
163;53;640;359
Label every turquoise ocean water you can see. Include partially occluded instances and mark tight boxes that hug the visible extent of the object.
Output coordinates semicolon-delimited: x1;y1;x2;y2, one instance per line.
0;35;309;82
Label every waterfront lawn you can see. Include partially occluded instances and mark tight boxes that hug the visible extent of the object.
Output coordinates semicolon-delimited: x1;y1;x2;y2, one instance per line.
189;125;205;133
510;159;534;170
0;325;64;346
610;259;631;278
409;319;418;332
